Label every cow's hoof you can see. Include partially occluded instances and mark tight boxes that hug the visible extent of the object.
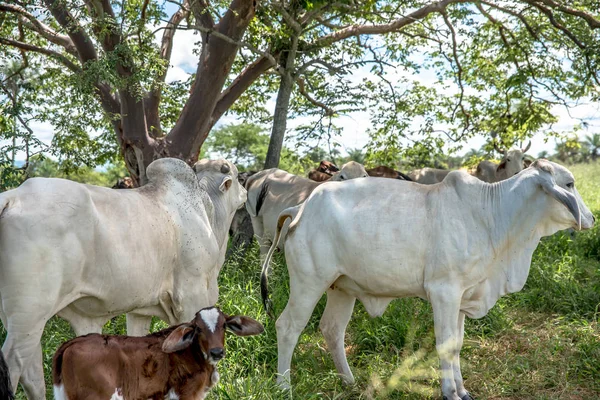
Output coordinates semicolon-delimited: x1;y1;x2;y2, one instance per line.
442;394;474;400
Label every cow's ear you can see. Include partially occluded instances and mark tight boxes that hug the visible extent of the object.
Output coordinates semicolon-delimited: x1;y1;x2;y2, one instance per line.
162;324;196;353
220;176;232;192
496;160;507;171
225;315;264;337
540;176;581;230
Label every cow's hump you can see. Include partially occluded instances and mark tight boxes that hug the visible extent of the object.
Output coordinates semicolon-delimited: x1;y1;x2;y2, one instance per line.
146;158;198;189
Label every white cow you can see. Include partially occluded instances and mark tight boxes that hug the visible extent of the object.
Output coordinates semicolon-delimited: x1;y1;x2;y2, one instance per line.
0;158;246;399
261;160;594;400
245;161;368;255
408;167;451;184
474;141;531;183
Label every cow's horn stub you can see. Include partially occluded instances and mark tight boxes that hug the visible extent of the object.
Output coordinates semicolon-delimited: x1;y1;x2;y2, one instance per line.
221;163;230;174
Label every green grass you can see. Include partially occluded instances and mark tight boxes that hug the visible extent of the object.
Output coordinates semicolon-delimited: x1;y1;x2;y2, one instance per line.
4;162;600;399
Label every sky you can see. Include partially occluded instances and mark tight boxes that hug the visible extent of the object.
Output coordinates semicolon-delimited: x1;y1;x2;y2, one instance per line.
5;11;600;163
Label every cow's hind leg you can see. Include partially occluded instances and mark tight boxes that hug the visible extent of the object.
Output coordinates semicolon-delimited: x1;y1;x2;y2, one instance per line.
249;218;270;257
276;273;330;389
319;288;356;384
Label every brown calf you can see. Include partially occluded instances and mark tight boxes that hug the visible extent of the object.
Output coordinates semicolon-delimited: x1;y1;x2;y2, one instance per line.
366;166;413;181
317;160;339;174
308;170;333;182
308;160;340;182
52;307;263;400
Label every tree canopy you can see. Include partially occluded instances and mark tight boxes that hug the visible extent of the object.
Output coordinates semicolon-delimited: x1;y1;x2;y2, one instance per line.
1;1;600;185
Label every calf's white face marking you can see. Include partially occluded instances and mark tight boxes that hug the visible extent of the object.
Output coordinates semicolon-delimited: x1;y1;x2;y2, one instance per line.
200;308;220;333
167;388;180;399
110;388;124;400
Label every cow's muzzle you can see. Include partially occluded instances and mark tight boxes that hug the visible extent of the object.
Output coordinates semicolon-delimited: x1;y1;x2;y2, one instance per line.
210;347;225;361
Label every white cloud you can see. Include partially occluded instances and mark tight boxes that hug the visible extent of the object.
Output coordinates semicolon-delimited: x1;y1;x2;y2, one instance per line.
165;65;191;83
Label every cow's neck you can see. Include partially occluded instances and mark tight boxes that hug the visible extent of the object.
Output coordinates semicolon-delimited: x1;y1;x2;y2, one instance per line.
478;172;551;293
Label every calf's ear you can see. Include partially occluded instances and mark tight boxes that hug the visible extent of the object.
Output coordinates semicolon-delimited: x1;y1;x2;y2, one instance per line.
162;324;196;353
540;178;581;230
225;315;264;337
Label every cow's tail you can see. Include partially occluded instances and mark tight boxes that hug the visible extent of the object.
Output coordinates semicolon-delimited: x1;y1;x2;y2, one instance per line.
395;171;413;181
0;350;14;400
260;205;302;318
245;177;269;218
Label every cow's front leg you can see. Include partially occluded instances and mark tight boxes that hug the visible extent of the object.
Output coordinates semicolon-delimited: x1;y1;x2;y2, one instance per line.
453;312;473;400
427;286;463;400
126;313;152;336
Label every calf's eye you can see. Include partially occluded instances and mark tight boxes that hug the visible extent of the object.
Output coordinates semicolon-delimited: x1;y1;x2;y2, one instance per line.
567;182;574;189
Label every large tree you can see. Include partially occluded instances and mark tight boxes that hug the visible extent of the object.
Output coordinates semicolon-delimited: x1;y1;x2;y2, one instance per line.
2;0;600;183
1;0;265;185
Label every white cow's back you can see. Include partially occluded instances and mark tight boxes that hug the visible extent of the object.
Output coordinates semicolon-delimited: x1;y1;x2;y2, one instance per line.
0;176;213;321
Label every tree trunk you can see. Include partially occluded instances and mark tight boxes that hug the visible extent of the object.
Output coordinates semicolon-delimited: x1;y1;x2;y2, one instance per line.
264;35;299;169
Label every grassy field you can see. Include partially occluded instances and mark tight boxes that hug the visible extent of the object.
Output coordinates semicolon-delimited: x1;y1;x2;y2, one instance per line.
3;162;600;399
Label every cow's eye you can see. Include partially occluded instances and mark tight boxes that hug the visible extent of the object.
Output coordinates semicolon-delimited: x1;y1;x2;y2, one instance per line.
567;182;574;189
339;175;345;180
507;158;511;162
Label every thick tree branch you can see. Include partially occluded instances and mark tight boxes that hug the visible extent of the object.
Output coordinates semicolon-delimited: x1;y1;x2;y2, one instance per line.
210;54;278;128
0;37;80;72
480;1;541;41
531;3;586;49
193;24;279;66
146;0;191;137
83;0;122;54
442;9;468;128
272;2;301;33
0;3;77;54
43;0;99;63
169;0;257;163
191;0;214;45
309;0;471;50
524;0;600;29
296;77;335;116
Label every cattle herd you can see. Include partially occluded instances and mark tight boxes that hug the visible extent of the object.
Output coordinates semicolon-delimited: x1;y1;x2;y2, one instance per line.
0;146;594;400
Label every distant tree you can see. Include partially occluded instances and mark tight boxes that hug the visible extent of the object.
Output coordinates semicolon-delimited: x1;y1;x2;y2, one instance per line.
555;137;581;164
202;123;269;171
584;134;600;161
538;150;550;159
346;148;366;165
26;155;117;186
